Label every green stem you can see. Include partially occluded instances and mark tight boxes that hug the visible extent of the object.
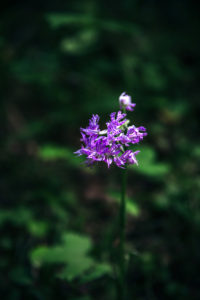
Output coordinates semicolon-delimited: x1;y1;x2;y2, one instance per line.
119;168;127;300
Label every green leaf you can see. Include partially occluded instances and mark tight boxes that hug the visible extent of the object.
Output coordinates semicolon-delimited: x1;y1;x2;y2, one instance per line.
131;146;170;177
31;233;95;280
80;263;112;283
0;208;33;227
38;145;84;168
60;256;94;281
46;14;140;34
60;28;98;54
109;191;140;216
62;233;92;255
31;233;112;282
38;145;70;160
28;221;48;238
31;246;67;266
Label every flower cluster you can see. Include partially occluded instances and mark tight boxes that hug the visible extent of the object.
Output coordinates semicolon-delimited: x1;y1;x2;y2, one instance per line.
75;94;147;168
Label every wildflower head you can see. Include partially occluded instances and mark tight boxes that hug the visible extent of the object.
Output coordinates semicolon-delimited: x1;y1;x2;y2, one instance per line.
75;93;147;168
119;92;136;111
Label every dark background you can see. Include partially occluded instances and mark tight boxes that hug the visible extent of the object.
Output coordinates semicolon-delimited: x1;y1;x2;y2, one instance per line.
1;1;200;299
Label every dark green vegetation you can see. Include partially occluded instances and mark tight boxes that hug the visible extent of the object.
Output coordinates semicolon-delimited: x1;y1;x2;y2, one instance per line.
1;1;200;299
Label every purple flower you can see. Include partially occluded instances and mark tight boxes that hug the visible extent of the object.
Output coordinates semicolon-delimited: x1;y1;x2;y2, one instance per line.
75;94;147;168
81;114;100;136
119;92;136;111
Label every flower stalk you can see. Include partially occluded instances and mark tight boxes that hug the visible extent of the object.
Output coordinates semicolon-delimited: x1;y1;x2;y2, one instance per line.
118;167;127;300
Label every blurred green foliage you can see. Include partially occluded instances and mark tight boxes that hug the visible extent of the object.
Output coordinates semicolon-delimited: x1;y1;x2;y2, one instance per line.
133;146;170;177
1;0;200;299
31;233;111;281
109;191;140;217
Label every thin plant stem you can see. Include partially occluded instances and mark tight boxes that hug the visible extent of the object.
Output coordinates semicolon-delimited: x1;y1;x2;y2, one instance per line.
118;167;127;300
